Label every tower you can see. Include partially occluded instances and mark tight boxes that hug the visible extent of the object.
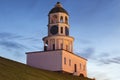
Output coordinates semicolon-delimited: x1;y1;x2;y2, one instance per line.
43;2;74;52
26;2;87;77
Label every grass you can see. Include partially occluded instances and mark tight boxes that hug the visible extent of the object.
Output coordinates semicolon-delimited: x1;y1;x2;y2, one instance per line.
0;57;94;80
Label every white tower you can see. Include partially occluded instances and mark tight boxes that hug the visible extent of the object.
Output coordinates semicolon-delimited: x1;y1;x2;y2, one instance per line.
26;2;87;77
43;2;74;52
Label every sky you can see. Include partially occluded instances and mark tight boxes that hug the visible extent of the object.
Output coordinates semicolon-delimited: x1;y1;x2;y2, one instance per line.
0;0;120;80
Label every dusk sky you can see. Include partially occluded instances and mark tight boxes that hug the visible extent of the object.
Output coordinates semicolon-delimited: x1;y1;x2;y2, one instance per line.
0;0;120;80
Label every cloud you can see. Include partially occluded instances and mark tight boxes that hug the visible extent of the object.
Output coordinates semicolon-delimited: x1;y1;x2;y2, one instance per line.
0;32;27;51
94;52;120;65
0;32;41;62
88;70;110;80
21;37;40;42
98;52;110;58
76;47;95;59
99;57;120;64
0;32;42;52
0;39;26;61
0;40;27;50
0;32;44;64
79;39;92;44
76;46;120;65
0;32;22;40
0;32;40;41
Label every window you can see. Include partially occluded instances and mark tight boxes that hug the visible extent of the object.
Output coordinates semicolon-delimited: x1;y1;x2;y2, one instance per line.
45;40;48;46
53;15;57;23
44;40;48;51
53;44;55;50
65;27;69;36
69;59;71;66
64;57;66;64
44;46;47;51
65;16;68;24
80;63;82;70
60;16;63;23
61;27;63;34
61;43;63;49
83;65;86;71
51;19;54;23
69;43;71;52
66;45;68;51
74;64;77;72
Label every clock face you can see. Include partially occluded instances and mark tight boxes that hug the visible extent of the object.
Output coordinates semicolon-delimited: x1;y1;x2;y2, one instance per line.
50;25;58;35
65;27;69;36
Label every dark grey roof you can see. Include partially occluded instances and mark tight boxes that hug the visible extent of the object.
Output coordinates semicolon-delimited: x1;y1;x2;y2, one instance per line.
48;2;68;15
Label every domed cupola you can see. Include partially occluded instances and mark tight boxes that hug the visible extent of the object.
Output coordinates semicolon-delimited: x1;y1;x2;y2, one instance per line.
49;2;68;15
43;2;74;52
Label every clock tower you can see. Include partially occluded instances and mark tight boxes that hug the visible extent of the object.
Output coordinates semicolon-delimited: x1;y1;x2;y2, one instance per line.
43;2;74;52
26;2;87;77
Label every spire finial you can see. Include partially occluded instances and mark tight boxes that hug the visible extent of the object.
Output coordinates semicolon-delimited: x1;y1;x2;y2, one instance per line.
55;2;62;7
57;2;60;4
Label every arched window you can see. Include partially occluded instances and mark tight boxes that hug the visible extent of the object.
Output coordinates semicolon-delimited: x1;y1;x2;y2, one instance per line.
65;27;69;36
44;40;48;51
61;27;63;34
69;59;71;66
53;44;55;50
83;65;86;71
51;19;54;24
74;64;77;72
65;16;68;24
60;16;63;23
53;15;57;23
66;45;68;51
61;43;63;49
64;57;66;64
80;63;82;69
69;43;72;52
45;40;48;46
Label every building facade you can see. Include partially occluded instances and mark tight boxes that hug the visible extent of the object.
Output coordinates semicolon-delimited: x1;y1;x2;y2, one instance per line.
26;2;87;77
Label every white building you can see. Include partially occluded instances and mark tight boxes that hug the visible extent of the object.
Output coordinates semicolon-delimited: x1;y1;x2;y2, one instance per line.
26;2;87;77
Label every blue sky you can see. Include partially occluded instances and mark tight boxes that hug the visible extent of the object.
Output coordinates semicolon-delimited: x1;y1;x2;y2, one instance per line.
0;0;120;80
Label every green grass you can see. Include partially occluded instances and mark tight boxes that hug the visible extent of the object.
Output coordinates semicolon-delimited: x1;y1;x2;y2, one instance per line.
0;57;94;80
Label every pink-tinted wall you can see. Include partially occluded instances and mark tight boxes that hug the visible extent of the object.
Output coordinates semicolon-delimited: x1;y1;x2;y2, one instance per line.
26;50;87;77
61;50;87;77
27;50;62;71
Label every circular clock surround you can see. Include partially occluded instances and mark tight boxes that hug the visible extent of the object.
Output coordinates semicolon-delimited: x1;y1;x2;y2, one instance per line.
50;25;58;35
65;27;69;36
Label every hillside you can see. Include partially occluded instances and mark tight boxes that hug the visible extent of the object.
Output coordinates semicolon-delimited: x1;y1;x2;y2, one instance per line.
0;57;94;80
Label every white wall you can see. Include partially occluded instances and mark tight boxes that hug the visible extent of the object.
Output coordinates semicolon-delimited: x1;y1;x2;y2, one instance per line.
26;50;87;77
27;50;62;71
62;50;87;77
